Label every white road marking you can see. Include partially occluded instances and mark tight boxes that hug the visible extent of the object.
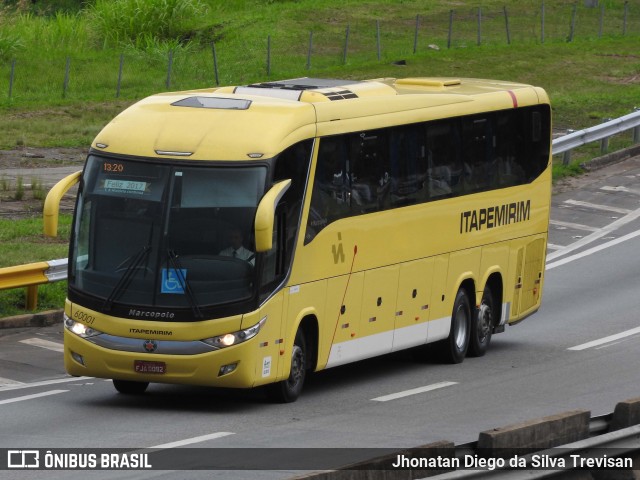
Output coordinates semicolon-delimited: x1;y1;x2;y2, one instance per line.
150;432;235;449
0;389;68;405
601;185;640;196
568;326;640;351
546;243;563;250
0;377;25;387
0;376;92;392
19;338;64;353
563;198;632;215
371;381;458;402
547;206;640;261
546;228;640;270
549;219;598;232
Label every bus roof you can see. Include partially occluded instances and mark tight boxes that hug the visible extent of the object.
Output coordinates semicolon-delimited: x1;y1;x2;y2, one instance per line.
92;77;549;161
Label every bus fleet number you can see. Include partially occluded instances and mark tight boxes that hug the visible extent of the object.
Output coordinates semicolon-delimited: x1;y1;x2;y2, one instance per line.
73;311;95;324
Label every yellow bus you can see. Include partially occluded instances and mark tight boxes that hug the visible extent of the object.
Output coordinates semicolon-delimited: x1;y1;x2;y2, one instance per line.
45;77;551;402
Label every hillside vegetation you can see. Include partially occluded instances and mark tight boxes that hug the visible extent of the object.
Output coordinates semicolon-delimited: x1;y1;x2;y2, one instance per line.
0;0;638;152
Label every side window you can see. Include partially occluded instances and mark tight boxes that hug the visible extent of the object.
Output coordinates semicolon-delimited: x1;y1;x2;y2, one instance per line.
305;136;351;244
494;111;523;187
388;124;428;207
461;116;495;193
349;130;390;213
425;121;461;199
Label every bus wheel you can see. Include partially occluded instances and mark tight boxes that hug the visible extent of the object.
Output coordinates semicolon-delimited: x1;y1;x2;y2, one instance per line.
469;285;494;357
442;288;471;364
267;329;307;403
113;379;149;394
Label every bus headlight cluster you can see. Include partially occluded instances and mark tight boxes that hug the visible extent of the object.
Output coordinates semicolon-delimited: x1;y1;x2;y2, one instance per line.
64;314;103;338
202;317;266;349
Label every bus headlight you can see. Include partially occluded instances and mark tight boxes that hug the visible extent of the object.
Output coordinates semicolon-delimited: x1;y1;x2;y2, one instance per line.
64;314;103;338
201;316;266;349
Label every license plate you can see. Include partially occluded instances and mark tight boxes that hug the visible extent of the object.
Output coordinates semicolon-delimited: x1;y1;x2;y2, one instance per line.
134;360;166;374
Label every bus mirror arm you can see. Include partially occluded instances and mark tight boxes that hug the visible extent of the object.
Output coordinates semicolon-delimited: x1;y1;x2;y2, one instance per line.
43;170;82;238
254;179;291;252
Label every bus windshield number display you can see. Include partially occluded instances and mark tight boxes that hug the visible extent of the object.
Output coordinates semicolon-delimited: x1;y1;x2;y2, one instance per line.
103;162;124;173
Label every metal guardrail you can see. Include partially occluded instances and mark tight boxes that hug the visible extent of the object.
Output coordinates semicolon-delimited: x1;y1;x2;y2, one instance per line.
0;258;68;310
552;109;640;164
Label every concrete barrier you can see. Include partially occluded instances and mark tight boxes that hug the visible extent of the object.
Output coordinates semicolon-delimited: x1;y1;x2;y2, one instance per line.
477;410;591;455
611;397;640;432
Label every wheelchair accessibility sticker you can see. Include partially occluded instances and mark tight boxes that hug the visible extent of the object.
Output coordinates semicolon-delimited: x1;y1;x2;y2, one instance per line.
161;268;187;294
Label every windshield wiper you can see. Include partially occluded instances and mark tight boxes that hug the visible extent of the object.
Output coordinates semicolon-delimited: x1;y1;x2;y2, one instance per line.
103;245;151;311
167;249;203;319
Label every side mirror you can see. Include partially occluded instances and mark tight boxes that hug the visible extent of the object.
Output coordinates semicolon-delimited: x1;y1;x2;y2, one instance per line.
254;179;291;252
43;170;82;238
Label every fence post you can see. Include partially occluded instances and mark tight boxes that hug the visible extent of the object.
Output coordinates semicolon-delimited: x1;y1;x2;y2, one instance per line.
8;59;15;99
599;4;604;38
413;14;420;54
116;53;124;98
266;35;271;76
376;20;381;60
541;1;545;43
448;10;454;48
634;109;640;144
306;30;313;70
211;42;219;86
343;24;350;64
477;7;482;46
166;50;174;89
62;56;70;98
568;2;577;42
504;6;511;45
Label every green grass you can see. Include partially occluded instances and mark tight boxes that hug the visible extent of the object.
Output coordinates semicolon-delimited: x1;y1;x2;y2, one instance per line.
0;214;71;316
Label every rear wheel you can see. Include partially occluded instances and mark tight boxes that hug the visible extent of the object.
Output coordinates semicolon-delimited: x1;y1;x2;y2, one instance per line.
266;329;307;403
469;284;494;357
113;379;149;394
440;288;471;364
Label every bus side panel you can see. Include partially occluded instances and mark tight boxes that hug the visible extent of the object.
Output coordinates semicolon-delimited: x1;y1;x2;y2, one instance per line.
392;258;434;351
426;254;451;343
359;265;399;346
510;235;546;322
248;291;284;388
479;243;508;307
324;272;364;368
284;280;328;372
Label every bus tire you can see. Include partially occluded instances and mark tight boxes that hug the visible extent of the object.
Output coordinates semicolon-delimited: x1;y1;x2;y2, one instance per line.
113;379;149;394
469;284;494;357
441;288;471;364
266;329;307;403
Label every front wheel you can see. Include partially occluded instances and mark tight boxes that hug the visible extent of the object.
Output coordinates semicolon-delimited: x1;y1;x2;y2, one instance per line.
113;379;149;394
440;288;471;364
266;329;307;403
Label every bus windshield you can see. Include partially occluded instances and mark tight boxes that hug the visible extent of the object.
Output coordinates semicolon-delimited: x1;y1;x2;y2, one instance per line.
70;155;267;318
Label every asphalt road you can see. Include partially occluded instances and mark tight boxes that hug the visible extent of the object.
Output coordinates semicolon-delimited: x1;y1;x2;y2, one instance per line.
2;156;640;479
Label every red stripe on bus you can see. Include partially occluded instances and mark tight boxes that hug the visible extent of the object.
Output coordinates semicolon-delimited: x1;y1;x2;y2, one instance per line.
507;90;518;107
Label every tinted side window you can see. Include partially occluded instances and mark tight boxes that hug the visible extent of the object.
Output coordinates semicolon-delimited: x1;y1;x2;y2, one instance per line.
304;105;550;243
